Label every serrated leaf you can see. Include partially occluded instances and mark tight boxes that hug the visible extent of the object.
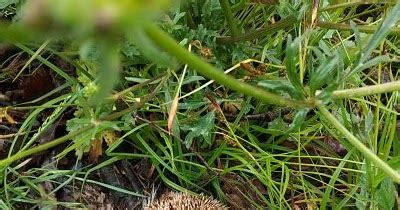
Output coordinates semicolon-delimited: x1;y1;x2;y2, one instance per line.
66;118;120;159
184;110;215;148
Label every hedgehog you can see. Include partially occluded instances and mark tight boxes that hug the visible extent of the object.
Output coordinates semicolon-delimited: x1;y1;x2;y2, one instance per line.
144;191;227;210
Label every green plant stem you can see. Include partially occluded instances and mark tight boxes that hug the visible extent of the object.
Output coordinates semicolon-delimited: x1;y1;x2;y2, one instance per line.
0;76;167;168
0;126;93;167
317;21;400;35
339;5;388;23
332;80;400;99
216;15;297;44
317;105;400;183
219;0;239;36
144;24;308;108
320;1;394;12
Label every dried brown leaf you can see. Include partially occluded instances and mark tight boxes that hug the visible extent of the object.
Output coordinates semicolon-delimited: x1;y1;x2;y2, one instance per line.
89;138;103;162
167;96;179;134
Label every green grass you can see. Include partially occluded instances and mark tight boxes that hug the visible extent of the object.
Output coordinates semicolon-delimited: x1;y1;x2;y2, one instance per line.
0;0;399;209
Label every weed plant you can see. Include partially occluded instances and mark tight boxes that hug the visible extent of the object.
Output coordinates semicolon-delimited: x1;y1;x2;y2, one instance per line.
0;0;399;209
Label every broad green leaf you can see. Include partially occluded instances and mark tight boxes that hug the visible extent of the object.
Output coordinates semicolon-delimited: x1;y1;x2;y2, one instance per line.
179;101;209;110
356;164;370;209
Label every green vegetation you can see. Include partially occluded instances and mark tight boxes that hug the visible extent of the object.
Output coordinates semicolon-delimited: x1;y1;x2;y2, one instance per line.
0;0;399;208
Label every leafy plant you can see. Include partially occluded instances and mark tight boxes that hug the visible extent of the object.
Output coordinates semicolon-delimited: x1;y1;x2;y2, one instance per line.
0;0;400;209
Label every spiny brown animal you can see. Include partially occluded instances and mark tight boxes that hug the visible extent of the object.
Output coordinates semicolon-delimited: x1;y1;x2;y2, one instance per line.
145;191;227;210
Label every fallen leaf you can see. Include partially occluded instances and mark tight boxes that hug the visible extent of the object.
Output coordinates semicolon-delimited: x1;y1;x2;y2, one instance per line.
89;138;103;162
167;96;179;134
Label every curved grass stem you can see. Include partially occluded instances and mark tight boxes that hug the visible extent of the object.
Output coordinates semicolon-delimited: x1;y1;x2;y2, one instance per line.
144;24;309;108
332;80;400;99
0;126;93;167
317;21;400;35
317;104;400;183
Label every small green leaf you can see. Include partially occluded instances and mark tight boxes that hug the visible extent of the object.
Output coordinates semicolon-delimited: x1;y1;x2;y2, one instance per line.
364;110;374;134
66;118;120;158
285;35;304;98
184;110;215;148
350;21;362;54
310;54;339;95
308;46;326;62
317;83;338;104
288;108;309;131
375;177;396;210
349;55;392;77
79;40;101;62
258;79;301;99
182;75;205;85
